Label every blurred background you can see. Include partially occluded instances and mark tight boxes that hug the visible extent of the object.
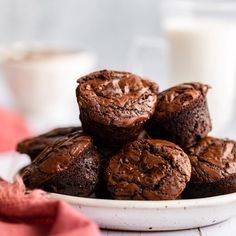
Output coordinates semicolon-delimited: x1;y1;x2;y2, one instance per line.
0;0;236;152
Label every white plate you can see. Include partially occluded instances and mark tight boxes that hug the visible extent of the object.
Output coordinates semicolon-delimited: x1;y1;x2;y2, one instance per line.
50;192;236;231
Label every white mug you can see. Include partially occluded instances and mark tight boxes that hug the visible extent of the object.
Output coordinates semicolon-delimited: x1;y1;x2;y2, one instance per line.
0;43;96;130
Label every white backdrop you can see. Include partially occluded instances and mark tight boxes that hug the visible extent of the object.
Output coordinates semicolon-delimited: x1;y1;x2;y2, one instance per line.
0;0;161;68
0;0;162;107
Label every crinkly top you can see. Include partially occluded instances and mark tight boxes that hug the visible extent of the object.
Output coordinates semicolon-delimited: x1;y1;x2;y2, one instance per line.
22;130;93;187
76;70;158;127
105;139;191;200
17;126;81;159
187;137;236;183
156;83;209;116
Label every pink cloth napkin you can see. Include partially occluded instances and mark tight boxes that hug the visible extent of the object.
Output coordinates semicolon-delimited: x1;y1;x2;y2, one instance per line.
0;108;31;152
0;177;101;236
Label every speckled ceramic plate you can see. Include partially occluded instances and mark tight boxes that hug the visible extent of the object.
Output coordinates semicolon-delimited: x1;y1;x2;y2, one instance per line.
50;192;236;231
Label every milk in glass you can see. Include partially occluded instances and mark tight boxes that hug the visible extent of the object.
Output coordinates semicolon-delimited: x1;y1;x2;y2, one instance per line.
161;1;236;132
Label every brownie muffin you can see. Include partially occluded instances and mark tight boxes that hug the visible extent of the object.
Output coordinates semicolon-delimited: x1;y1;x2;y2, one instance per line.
76;70;158;147
17;126;80;161
104;139;191;200
146;83;212;149
22;130;101;197
183;137;236;198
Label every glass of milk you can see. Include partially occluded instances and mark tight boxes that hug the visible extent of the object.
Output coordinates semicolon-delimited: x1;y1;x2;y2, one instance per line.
160;0;236;133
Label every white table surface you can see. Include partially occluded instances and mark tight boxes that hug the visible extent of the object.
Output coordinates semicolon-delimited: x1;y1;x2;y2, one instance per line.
103;216;236;236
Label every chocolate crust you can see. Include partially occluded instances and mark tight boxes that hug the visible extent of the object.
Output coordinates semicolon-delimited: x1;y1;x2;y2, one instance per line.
76;70;158;146
183;137;236;198
17;126;81;160
104;139;191;200
22;131;101;197
146;83;212;149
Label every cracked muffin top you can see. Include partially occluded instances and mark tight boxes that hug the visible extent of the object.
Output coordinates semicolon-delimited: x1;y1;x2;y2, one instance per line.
155;82;209;116
187;137;236;183
76;70;158;127
17;126;81;160
104;139;191;200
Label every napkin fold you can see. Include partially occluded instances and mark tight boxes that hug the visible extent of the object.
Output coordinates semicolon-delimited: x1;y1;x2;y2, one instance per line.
0;177;101;236
0;108;31;152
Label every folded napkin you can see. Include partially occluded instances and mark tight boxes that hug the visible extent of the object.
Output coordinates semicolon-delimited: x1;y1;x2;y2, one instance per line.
0;177;101;236
0;108;31;152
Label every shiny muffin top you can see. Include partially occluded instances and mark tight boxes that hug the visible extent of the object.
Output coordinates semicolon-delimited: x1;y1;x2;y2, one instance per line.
17;126;81;160
156;83;209;116
76;70;158;127
23;130;92;177
187;137;236;183
105;139;191;200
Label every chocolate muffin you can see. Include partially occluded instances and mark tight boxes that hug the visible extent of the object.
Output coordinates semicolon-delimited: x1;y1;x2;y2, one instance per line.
76;70;158;147
183;137;236;198
22;130;101;197
146;83;212;149
104;139;191;200
17;126;80;161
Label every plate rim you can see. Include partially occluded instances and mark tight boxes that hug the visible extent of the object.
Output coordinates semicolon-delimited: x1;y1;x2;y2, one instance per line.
50;191;236;209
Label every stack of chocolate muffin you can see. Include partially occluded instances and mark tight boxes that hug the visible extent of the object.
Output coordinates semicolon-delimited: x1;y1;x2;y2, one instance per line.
18;70;236;200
